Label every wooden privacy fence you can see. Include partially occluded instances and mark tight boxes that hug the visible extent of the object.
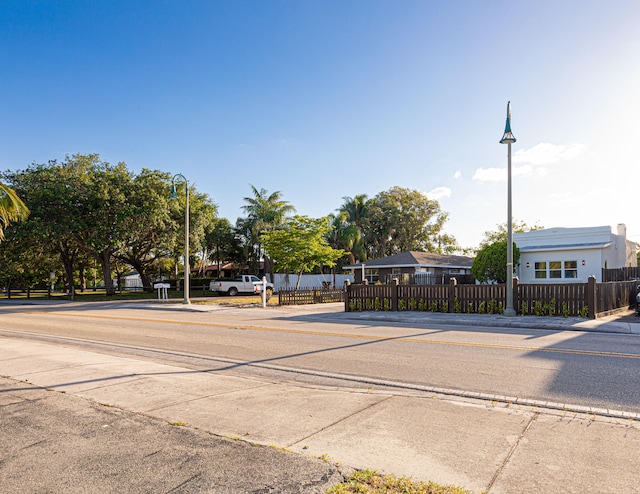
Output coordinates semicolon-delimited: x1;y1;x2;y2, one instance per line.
602;266;640;282
279;288;344;306
345;278;639;319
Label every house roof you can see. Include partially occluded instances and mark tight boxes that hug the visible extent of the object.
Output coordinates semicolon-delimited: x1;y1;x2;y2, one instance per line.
518;241;612;253
343;251;474;270
199;262;236;270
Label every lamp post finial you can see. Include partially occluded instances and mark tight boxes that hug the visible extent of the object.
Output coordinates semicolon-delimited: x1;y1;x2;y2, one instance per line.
500;100;516;144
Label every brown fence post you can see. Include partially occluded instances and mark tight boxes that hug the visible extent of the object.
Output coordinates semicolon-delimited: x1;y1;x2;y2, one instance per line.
392;278;399;311
587;275;596;319
448;277;457;313
344;279;351;312
513;277;520;315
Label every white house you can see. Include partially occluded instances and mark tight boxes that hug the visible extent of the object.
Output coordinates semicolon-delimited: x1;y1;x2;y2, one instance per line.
514;224;637;283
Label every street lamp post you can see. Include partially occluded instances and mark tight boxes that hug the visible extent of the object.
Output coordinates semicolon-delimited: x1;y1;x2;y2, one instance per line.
500;101;517;317
170;173;190;305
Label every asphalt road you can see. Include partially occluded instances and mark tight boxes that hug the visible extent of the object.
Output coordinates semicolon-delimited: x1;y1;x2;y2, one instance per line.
1;301;639;414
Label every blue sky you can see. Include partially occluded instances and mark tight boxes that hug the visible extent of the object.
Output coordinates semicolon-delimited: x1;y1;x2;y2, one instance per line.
2;1;640;249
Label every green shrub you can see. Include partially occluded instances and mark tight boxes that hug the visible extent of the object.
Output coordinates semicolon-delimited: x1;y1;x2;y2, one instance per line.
546;298;557;317
561;302;570;318
534;300;545;316
454;297;461;313
478;301;486;314
418;299;427;311
429;301;439;312
398;299;406;311
521;301;528;315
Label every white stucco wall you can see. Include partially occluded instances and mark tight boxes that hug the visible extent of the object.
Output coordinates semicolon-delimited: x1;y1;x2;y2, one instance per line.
272;273;353;291
516;248;603;283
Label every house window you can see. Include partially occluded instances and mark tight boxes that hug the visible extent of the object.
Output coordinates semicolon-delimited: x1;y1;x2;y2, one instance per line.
535;260;578;279
391;267;406;283
549;261;562;279
365;269;379;283
564;261;578;279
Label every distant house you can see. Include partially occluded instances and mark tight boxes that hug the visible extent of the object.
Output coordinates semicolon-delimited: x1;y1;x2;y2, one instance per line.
514;224;638;283
197;261;265;279
342;251;474;284
198;262;238;279
120;272;143;290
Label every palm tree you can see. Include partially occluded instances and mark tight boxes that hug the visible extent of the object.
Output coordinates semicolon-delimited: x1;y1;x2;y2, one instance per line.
0;182;29;240
338;194;369;262
241;185;295;280
328;211;360;265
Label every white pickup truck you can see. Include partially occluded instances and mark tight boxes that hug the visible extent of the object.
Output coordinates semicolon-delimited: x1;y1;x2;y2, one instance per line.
210;275;274;297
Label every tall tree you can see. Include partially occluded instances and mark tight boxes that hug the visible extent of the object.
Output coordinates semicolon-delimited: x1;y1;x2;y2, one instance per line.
366;186;455;257
337;194;369;262
240;185;295;280
0;221;56;296
261;216;344;289
4;156;216;295
186;189;218;270
5;161;83;291
203;217;241;277
70;155;133;296
116;169;177;291
327;211;359;265
479;220;544;249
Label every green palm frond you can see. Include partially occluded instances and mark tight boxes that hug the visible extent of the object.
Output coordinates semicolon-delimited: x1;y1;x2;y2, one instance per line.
0;182;30;239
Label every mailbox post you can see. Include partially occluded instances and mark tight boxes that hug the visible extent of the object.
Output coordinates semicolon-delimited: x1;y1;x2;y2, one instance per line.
154;283;170;302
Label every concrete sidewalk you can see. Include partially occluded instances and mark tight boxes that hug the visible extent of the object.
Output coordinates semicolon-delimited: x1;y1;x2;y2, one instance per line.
1;325;640;493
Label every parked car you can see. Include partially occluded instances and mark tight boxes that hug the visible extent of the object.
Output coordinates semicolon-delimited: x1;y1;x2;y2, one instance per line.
210;275;274;297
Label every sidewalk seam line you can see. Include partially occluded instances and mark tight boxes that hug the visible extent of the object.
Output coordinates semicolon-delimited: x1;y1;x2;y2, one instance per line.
285;395;394;449
485;412;538;493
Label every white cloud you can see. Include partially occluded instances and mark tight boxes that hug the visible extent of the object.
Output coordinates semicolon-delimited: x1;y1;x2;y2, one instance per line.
472;165;533;182
427;186;452;200
513;142;584;165
453;170;462;179
472;142;582;183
